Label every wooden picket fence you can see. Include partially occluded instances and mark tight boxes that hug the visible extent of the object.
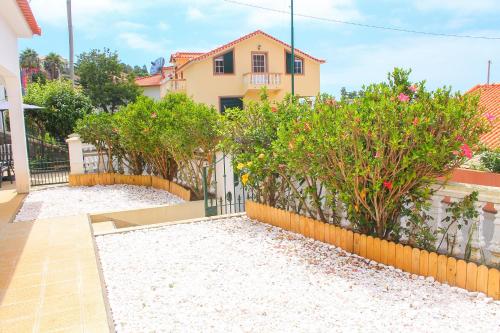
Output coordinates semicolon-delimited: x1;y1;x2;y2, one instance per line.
245;201;500;300
68;173;191;201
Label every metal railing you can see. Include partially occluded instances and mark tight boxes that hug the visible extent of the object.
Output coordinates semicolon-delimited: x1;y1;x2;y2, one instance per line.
29;160;70;186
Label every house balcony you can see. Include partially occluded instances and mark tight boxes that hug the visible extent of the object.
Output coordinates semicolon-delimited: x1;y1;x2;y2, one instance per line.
243;72;282;91
166;79;186;92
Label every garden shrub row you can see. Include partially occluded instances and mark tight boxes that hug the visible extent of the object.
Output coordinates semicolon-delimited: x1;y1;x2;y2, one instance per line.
220;68;492;254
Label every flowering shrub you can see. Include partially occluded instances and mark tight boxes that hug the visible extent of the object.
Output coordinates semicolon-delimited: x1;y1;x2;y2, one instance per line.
288;68;488;237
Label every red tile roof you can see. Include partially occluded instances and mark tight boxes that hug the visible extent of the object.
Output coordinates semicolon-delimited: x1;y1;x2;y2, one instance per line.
169;52;205;63
16;0;41;35
135;66;174;87
467;83;500;149
177;30;326;71
135;74;162;87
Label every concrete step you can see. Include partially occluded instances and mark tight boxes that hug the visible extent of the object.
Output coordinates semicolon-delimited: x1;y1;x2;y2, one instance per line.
92;221;116;234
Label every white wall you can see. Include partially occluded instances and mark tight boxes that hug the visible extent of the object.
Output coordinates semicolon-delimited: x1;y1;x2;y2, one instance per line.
0;1;34;193
142;86;161;101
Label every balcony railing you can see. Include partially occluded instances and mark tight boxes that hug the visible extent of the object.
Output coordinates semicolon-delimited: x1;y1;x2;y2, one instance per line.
166;79;186;92
243;72;282;91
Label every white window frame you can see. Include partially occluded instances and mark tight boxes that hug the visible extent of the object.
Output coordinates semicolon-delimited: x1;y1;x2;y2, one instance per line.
252;53;266;73
294;58;303;74
214;57;224;74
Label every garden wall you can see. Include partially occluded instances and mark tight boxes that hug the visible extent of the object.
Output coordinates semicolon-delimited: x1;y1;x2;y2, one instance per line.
68;173;191;201
245;201;500;300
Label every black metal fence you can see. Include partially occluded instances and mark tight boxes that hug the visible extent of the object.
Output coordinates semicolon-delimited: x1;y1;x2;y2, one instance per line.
29;160;70;186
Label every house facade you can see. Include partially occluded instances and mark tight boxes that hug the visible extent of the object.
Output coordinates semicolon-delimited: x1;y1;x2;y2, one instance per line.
136;30;325;112
0;0;41;193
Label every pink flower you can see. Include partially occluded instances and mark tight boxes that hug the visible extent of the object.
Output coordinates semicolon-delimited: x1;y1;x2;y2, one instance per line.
485;112;496;122
409;85;417;93
271;107;277;113
452;150;459;156
460;143;472;159
456;135;464;142
374;151;381;158
398;93;410;102
412;117;419;126
383;181;393;190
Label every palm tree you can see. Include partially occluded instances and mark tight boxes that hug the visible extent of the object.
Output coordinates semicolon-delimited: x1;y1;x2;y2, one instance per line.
19;48;40;69
43;52;64;80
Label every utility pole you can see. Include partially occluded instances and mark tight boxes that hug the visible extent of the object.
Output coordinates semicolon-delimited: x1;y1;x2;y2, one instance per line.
487;60;491;85
67;0;75;86
290;0;295;96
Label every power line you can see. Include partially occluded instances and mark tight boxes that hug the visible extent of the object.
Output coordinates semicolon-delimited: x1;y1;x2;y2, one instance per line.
223;0;500;40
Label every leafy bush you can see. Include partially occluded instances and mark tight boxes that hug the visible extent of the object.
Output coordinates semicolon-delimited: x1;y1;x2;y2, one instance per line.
285;68;487;238
24;80;92;140
480;149;500;173
222;69;487;240
75;112;120;172
110;93;219;197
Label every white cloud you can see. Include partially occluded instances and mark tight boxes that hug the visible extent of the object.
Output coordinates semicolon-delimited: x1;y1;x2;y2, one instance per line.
322;31;500;95
187;7;205;20
30;0;135;27
115;21;147;30
118;32;169;54
157;22;170;31
414;0;499;13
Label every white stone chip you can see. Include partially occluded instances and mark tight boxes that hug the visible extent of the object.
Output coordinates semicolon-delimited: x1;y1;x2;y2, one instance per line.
14;184;184;222
96;217;500;333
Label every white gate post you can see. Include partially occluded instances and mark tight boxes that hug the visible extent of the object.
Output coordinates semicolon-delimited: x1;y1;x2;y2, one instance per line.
66;134;84;175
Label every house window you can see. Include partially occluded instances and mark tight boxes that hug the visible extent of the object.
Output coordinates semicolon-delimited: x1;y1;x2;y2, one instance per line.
294;58;303;74
286;52;304;74
215;57;224;74
252;53;266;73
213;50;234;74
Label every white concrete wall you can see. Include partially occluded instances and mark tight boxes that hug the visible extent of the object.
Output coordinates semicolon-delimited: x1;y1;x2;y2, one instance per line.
0;1;35;193
142;86;161;101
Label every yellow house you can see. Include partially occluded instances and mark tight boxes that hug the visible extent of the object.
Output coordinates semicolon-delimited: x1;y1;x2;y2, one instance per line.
136;30;325;112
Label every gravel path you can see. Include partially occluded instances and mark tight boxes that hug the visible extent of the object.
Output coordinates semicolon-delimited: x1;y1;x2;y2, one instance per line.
96;216;500;333
14;185;184;222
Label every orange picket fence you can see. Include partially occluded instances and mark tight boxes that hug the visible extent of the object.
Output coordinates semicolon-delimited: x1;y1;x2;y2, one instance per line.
245;200;500;300
68;173;191;201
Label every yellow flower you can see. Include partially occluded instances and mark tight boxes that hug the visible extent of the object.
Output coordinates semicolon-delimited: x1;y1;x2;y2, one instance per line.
360;188;367;200
241;173;249;186
258;153;265;159
247;161;253;167
237;162;245;170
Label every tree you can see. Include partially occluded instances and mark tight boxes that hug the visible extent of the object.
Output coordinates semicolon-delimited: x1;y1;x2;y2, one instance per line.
19;48;40;69
43;52;64;80
76;48;141;113
123;64;150;77
24;80;93;140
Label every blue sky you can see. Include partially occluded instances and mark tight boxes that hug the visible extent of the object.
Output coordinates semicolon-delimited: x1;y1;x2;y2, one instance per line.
21;0;500;97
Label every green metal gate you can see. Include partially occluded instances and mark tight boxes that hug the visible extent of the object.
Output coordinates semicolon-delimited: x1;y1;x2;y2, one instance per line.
202;153;246;217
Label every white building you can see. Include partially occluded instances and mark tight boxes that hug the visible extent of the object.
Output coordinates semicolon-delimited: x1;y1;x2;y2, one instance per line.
0;0;41;193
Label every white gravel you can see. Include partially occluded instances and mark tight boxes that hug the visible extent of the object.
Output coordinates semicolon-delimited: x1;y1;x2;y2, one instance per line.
96;216;500;333
14;185;184;222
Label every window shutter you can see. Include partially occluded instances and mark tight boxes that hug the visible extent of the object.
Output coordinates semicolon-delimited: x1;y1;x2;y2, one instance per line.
223;51;234;73
286;52;292;74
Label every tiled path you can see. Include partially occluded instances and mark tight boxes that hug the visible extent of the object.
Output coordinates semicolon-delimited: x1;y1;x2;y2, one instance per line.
0;186;110;333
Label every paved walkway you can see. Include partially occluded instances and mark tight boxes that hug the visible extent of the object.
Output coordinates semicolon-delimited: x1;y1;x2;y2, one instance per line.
0;185;110;332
